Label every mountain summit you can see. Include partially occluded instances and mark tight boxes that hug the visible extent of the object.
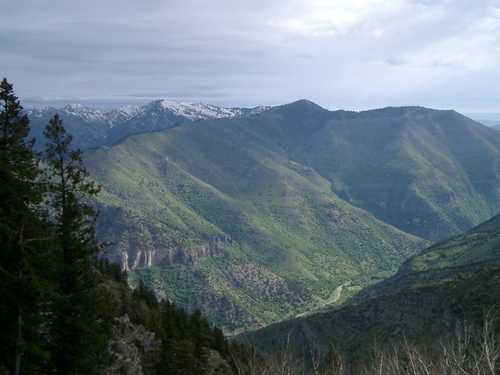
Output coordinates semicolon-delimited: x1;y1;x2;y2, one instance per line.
154;99;269;120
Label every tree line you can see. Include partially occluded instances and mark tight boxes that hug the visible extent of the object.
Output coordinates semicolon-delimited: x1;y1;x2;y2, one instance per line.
0;79;230;375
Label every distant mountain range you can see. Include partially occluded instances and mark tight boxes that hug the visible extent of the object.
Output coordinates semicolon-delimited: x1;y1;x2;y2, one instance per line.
240;213;500;359
475;120;500;130
466;115;500;129
27;100;270;150
26;99;500;332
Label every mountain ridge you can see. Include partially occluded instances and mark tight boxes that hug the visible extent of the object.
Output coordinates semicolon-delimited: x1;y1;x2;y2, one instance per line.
27;99;271;150
222;101;500;240
238;213;500;358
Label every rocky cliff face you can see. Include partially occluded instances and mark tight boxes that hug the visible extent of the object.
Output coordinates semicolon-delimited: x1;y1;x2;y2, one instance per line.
150;237;229;267
207;350;233;375
102;315;234;375
112;231;229;272
96;204;232;272
102;315;159;375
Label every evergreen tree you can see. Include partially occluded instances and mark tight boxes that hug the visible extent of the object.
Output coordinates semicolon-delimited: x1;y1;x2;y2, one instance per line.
43;114;105;374
172;339;197;375
189;309;210;372
0;78;46;375
212;327;228;356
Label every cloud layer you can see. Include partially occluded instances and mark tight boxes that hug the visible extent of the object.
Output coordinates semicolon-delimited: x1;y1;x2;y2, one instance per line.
1;0;500;110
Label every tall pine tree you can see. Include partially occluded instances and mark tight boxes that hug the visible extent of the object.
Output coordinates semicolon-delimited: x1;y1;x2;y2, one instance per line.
0;78;46;375
43;114;106;374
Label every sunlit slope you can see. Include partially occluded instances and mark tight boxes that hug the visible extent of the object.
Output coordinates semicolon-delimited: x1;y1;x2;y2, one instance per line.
85;113;424;331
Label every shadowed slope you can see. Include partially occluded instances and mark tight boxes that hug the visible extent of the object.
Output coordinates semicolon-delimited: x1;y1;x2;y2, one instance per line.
240;214;500;357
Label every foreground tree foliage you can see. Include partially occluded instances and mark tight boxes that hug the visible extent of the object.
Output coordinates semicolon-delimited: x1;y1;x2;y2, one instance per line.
0;78;47;375
43;114;108;374
0;79;231;374
128;281;231;375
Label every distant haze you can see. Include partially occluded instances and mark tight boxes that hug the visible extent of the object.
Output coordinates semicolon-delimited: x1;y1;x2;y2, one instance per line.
1;0;500;112
467;113;500;127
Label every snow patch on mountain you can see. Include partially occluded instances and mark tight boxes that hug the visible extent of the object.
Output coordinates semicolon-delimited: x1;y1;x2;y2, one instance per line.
28;104;143;127
26;100;272;150
29;100;270;125
62;104;113;123
157;100;270;120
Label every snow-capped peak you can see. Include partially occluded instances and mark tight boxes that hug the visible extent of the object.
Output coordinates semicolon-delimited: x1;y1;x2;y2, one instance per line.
157;100;236;120
60;104;110;123
26;100;273;150
27;103;143;127
156;99;270;120
118;104;142;117
28;100;271;129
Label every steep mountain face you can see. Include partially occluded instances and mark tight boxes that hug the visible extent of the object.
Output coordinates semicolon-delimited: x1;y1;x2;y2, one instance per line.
243;103;500;240
27;100;269;150
240;214;500;358
85;113;424;332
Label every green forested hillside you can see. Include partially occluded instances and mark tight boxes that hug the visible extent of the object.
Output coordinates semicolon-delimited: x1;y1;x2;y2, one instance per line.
354;214;500;300
243;103;500;240
240;213;500;359
83;100;500;332
401;214;500;274
85;113;424;332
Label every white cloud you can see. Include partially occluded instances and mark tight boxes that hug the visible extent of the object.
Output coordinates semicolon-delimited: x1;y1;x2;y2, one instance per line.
0;0;499;111
274;0;388;36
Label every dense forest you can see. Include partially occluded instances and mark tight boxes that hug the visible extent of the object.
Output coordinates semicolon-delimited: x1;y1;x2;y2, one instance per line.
0;78;231;375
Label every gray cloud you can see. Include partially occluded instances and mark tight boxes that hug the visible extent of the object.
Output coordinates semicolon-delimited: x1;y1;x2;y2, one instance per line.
1;0;500;111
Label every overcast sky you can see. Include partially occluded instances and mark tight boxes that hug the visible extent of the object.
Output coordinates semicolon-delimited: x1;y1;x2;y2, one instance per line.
1;0;500;111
